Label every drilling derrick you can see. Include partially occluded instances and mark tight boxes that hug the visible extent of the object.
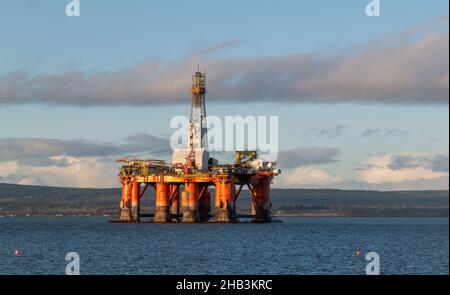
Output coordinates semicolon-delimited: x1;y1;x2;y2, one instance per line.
189;69;207;151
114;68;280;224
173;67;209;172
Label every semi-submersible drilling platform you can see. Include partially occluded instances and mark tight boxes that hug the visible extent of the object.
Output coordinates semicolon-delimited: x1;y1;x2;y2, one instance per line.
115;69;280;223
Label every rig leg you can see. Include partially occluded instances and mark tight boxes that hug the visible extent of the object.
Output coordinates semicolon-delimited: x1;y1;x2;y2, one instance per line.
169;185;180;222
251;186;257;217
154;183;171;223
214;177;237;222
182;182;199;223
198;185;211;222
131;181;140;222
181;190;188;217
119;181;133;222
252;177;271;223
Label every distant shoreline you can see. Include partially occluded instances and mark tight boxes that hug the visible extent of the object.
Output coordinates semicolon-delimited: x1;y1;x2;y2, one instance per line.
1;183;448;218
0;211;448;218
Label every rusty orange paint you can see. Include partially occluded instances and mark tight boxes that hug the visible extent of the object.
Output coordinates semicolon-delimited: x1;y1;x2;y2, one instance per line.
214;178;234;209
131;181;140;208
118;169;275;222
120;182;127;209
120;181;133;208
156;182;169;208
181;191;189;213
169;185;179;215
184;182;198;211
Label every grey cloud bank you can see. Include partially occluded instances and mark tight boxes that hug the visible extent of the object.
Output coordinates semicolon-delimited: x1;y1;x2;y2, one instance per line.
0;134;169;165
388;154;449;172
360;128;409;138
277;146;340;169
313;124;348;139
0;29;448;106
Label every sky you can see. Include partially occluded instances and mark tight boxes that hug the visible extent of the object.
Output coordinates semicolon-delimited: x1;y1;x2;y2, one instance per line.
0;0;448;190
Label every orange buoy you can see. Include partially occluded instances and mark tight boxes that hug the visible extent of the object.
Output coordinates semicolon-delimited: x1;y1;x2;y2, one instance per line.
356;250;361;256
14;249;20;256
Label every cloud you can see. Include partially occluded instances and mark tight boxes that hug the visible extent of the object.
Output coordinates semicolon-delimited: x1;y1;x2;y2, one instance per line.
0;21;448;106
386;153;449;172
277;151;449;190
277;146;340;169
432;154;449;172
0;134;170;165
16;157;72;167
120;133;171;155
360;128;409;139
360;129;380;137
388;154;429;170
311;124;348;139
359;153;448;184
0;138;120;162
282;166;343;188
275;152;449;191
0;134;172;187
383;129;409;139
0;158;118;188
1;132;447;190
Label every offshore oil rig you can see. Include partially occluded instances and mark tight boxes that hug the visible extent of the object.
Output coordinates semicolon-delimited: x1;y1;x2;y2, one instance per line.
114;68;280;223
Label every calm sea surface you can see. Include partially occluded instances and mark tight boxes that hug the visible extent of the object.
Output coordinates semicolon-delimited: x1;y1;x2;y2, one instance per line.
0;217;448;275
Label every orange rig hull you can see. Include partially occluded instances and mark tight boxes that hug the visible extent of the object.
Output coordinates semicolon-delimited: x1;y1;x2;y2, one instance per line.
117;171;274;223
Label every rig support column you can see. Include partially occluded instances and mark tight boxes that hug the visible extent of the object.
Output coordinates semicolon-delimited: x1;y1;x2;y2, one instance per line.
181;189;188;216
182;182;199;222
250;182;259;217
253;177;271;223
215;176;237;222
131;180;140;222
198;184;211;222
154;183;170;223
169;185;180;222
119;180;133;222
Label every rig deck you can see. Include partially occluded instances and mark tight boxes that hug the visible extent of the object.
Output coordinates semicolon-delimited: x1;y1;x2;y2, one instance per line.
116;164;278;223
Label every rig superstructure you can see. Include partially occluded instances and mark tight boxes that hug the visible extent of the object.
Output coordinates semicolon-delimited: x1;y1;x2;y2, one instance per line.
115;68;280;223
